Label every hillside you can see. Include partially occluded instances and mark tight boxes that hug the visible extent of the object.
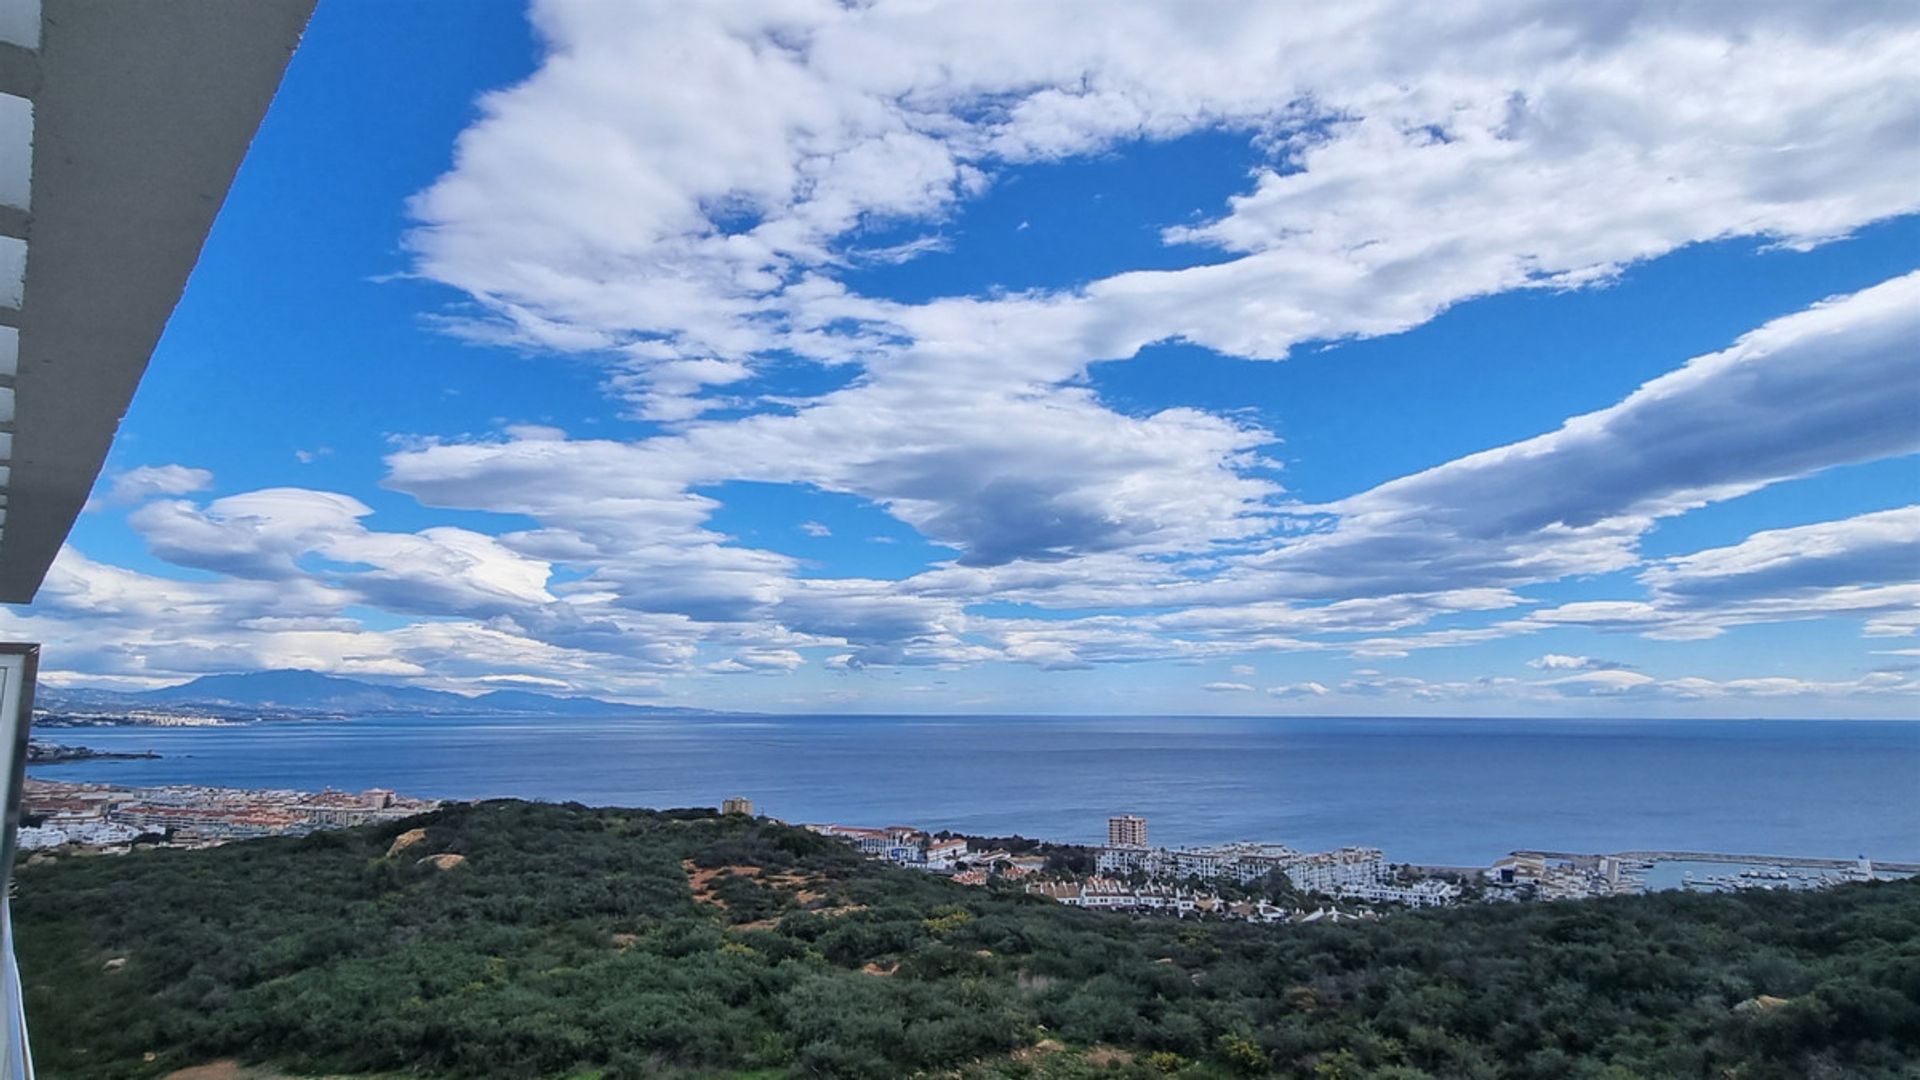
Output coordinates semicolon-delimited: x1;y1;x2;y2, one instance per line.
13;802;1920;1079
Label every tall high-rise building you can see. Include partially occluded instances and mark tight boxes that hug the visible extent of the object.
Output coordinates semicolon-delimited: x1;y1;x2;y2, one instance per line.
721;796;754;816
1107;814;1148;849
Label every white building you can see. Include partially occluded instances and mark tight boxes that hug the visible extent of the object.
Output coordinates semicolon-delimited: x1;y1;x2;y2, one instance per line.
1283;848;1387;894
1198;843;1301;885
1098;841;1387;894
66;821;142;847
924;838;968;870
1027;877;1199;915
806;824;896;855
13;827;65;852
1340;878;1460;908
1166;849;1230;880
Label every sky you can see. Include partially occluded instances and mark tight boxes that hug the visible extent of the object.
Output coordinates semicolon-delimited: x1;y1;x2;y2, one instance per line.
5;0;1918;717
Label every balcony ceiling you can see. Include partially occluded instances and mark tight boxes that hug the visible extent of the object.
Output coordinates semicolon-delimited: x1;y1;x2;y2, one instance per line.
0;0;314;603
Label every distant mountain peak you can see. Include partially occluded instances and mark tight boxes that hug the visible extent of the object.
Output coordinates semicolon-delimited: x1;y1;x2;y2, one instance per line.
38;669;717;719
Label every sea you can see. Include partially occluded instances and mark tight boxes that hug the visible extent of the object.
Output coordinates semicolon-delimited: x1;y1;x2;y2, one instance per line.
27;714;1920;867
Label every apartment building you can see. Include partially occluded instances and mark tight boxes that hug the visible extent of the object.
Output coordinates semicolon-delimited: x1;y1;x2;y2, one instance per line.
1107;814;1148;848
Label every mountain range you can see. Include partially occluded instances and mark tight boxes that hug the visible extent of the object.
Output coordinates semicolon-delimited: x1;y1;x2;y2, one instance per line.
35;669;717;719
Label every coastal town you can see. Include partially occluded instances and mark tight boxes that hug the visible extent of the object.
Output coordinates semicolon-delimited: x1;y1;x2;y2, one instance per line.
17;781;1906;919
795;806;1907;919
15;777;441;851
800;810;1460;922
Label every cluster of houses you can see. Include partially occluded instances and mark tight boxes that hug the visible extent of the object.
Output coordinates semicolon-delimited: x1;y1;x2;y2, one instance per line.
803;822;1072;885
1024;876;1377;925
798;808;1902;917
15;820;143;850
18;778;440;851
1092;834;1463;909
803;812;1465;914
1484;852;1644;901
803;823;975;871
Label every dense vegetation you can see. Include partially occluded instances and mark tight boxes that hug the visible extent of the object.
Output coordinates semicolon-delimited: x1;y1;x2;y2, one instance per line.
14;801;1920;1078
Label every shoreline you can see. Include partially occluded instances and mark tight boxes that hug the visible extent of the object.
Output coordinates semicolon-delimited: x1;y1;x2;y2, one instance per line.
23;776;1915;903
24;741;160;765
30;715;1920;867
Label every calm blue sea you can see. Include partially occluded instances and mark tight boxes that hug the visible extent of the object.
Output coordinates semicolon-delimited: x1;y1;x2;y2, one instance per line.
27;715;1920;866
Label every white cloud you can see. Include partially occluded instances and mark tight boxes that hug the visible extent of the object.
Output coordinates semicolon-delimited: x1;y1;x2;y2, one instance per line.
706;649;806;675
799;520;832;538
104;464;213;505
1660;673;1920;701
1528;654;1628;672
1526;506;1920;642
365;4;1920;700
356;275;1918;690
1536;669;1657;696
391;1;1920;615
1642;506;1920;606
129;488;557;619
1279;668;1920;709
0;548;681;700
1267;681;1329;698
1248;275;1920;599
24;3;1920;713
478;673;571;689
1202;681;1254;693
408;1;1920;404
686;385;1275;566
65;269;1913;702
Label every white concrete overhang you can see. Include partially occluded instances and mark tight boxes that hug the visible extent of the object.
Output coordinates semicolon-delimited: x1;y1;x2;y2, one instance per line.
0;0;316;603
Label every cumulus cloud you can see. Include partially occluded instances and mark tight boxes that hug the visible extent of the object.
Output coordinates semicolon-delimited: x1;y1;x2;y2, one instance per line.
392;0;1920;604
1238;274;1920;600
1264;668;1920;710
409;0;1920;399
1202;681;1254;693
104;464;213;505
1660;673;1920;701
354;277;1918;694
1267;681;1329;699
1642;506;1920;605
1535;669;1657;696
478;673;571;689
706;649;806;675
1525;506;1920;642
61;271;1913;703
1528;654;1628;672
0;548;679;700
23;3;1920;713
130;489;557;619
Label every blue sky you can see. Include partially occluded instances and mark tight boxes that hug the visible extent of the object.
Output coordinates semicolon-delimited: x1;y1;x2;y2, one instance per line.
7;1;1919;716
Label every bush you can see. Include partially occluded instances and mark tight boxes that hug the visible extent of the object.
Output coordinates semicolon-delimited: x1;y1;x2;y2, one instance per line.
15;800;1920;1079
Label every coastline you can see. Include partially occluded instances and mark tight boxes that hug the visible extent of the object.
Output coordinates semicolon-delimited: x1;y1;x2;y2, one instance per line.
24;741;160;765
26;713;1920;866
